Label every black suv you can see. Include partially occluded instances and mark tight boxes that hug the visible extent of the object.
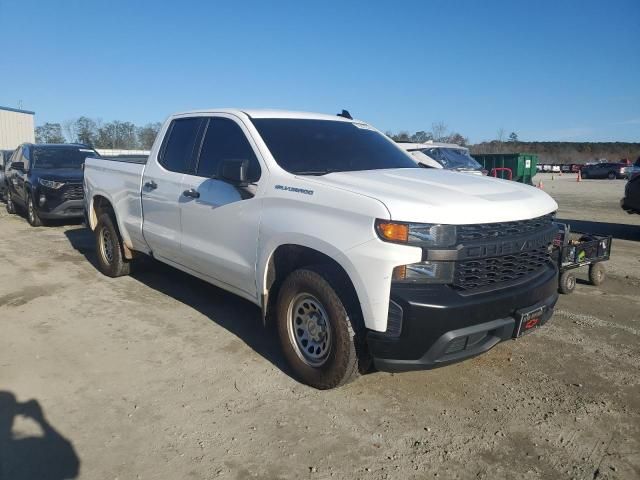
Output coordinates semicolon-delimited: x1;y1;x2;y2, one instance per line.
5;143;100;226
581;162;626;179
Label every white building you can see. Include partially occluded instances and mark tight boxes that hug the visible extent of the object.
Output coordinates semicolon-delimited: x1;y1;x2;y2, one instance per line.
0;105;35;150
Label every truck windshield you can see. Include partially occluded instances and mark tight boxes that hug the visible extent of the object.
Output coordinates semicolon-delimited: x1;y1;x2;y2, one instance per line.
252;119;418;175
32;147;99;169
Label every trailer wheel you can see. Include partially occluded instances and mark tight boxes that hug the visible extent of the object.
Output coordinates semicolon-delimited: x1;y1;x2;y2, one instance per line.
276;265;366;389
95;213;131;277
588;263;605;286
559;271;576;294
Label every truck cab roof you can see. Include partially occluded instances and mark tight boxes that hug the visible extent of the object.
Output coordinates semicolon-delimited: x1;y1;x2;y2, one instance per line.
172;108;361;123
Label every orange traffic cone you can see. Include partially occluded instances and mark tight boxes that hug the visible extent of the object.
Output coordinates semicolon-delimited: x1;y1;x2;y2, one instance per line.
577;170;581;182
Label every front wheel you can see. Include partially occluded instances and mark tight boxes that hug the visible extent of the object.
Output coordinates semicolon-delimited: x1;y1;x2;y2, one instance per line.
276;266;368;389
559;271;576;294
27;195;43;227
608;171;616;180
95;213;131;277
6;190;16;214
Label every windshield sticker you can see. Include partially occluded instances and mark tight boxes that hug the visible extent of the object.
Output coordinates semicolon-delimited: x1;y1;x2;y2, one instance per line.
275;185;314;196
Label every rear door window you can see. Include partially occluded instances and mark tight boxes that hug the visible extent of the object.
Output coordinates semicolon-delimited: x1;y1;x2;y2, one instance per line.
159;118;204;173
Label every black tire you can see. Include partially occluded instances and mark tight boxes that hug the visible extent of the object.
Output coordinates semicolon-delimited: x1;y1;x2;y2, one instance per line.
27;195;43;227
95;213;131;277
588;262;605;286
559;271;576;294
276;265;368;389
6;189;16;214
607;171;616;180
581;171;588;179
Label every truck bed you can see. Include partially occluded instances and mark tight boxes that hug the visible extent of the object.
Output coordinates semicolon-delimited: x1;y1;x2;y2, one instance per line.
84;156;147;252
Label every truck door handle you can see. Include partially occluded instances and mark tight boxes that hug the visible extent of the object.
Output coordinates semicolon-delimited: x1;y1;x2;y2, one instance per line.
144;181;158;190
182;189;200;199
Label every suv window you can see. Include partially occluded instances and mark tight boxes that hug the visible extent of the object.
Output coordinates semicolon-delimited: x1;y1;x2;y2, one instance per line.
196;117;261;181
160;118;204;173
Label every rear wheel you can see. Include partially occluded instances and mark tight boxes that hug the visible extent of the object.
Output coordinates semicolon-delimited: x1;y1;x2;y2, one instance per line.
276;265;367;389
6;190;16;214
95;213;131;277
607;171;616;180
581;171;588;179
559;271;576;294
27;195;43;227
589;263;605;286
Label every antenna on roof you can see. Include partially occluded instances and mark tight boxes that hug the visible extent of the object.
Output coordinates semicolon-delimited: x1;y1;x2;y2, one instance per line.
337;109;353;120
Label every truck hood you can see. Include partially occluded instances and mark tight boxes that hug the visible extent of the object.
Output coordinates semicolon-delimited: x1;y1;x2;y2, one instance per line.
306;168;558;224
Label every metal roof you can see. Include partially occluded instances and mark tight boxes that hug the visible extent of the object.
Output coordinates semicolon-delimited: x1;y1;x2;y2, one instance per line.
0;105;35;115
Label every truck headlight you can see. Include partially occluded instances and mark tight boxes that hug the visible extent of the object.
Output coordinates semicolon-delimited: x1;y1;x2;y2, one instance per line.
392;261;454;284
39;178;65;189
375;220;457;247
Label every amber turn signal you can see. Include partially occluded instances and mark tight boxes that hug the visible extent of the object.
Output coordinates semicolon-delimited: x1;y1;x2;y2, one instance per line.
376;221;409;242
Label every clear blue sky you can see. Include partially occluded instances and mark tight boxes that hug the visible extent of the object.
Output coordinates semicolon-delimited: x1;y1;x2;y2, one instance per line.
1;0;638;142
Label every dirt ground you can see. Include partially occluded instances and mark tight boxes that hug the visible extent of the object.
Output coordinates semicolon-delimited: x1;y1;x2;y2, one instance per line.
1;173;639;480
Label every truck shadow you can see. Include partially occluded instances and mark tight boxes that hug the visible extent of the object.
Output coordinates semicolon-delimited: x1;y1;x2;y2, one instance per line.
556;218;640;242
0;391;80;480
63;227;293;381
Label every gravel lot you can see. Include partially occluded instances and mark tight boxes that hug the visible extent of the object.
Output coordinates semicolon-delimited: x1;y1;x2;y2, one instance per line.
1;173;639;480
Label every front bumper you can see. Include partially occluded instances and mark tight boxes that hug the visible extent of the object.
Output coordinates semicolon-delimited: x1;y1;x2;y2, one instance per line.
38;199;85;219
368;263;558;372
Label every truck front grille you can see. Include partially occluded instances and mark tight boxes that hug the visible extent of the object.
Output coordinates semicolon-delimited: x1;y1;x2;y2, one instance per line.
453;246;550;291
456;214;554;242
62;184;84;200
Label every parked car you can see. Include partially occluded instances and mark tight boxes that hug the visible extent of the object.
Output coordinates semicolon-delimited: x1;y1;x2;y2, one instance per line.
581;162;627;179
84;109;559;389
0;149;15;201
5;143;100;226
397;142;484;175
621;174;640;214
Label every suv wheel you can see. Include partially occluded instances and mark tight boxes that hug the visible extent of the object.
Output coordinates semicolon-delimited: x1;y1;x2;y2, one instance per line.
6;190;16;214
276;265;368;389
27;195;43;227
95;213;131;277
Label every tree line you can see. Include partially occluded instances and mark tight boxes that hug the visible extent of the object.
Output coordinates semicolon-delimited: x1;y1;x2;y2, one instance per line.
35;118;162;150
384;122;472;147
36;118;639;164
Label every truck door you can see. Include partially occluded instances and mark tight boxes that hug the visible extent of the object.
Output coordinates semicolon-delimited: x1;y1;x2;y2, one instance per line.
141;117;204;263
179;115;264;300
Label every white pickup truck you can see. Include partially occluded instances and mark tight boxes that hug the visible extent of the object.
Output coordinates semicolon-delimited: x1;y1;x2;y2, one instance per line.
84;109;559;389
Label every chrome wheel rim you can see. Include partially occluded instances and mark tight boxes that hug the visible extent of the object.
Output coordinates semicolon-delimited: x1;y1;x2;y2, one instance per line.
287;293;332;367
568;275;576;289
7;192;12;209
99;227;115;264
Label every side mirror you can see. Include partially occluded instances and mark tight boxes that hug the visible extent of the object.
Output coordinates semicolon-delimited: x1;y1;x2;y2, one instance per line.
219;159;248;186
11;161;25;172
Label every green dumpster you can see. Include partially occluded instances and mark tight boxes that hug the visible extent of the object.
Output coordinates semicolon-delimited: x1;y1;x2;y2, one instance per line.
471;153;538;184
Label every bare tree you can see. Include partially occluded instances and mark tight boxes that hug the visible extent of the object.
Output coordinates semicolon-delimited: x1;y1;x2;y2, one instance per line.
432;122;448;142
496;128;505;143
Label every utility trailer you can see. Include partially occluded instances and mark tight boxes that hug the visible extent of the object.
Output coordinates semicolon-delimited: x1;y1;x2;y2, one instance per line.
553;223;612;294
